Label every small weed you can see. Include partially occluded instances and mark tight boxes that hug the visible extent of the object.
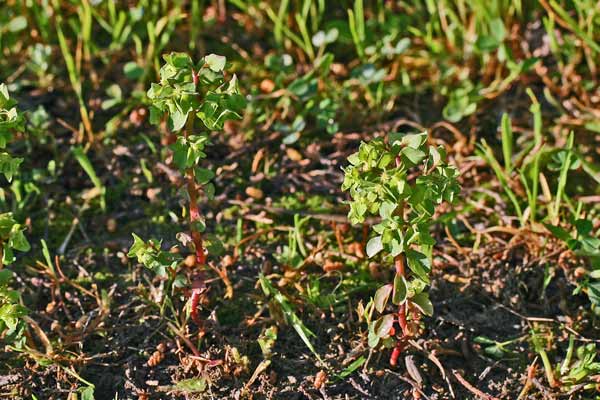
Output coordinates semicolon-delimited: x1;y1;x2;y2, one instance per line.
343;131;459;365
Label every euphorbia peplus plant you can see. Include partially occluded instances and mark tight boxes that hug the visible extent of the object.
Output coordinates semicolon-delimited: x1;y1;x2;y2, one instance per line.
342;132;459;366
128;53;244;326
0;83;30;345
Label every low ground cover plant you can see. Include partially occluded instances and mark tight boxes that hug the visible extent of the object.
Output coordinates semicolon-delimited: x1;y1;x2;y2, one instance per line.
0;83;29;346
128;52;244;330
342;132;459;365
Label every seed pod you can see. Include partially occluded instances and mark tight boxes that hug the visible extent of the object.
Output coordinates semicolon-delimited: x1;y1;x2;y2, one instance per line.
323;259;343;272
286;148;303;161
313;370;328;389
245;187;263;199
184;254;196;268
45;301;57;314
129;108;147;127
106;218;117;233
147;350;164;367
348;242;366;258
259;79;275;93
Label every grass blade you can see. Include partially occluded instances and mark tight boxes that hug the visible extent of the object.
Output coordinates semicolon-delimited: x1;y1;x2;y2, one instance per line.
72;146;105;210
553;132;574;224
259;274;322;363
501;113;513;173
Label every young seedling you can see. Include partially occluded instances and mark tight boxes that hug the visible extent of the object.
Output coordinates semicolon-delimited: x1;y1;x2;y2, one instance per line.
342;132;459;366
0;83;30;345
128;53;244;327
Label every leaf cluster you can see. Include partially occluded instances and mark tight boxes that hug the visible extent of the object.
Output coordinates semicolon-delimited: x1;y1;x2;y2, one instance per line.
562;343;600;385
0;269;27;347
147;52;244;132
342;132;459;260
127;233;181;277
0;83;24;182
0;213;29;266
343;132;459;347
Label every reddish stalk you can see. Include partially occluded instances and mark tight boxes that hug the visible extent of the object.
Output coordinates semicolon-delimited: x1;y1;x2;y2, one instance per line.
390;253;411;366
186;168;206;266
394;255;409;337
192;69;199;87
186;166;208;326
389;337;407;367
390;154;411;366
189;280;205;326
183;109;207;325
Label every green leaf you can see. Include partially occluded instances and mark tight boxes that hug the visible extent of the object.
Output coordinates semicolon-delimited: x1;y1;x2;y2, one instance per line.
401;132;427;149
373;314;394;338
0;213;16;236
0;269;12;286
195;167;215;185
475;35;500;52
2;246;14;265
258;326;278;358
127;233;181;275
79;386;95;400
123;62;144;80
205;182;215;200
489;18;507;43
392;273;408;305
0;153;23;182
401;147;426;166
575;219;593;236
405;249;431;283
8;16;27;32
379;202;396;219
411;292;433;316
171;140;189;171
169;107;188;131
366;235;383;258
72;146;105;209
544;224;572;242
337;356;366;379
8;228;29;252
174;377;206;393
473;336;496;345
374;284;392;313
164;52;192;69
204;233;224;256
368;323;380;348
204;54;226;72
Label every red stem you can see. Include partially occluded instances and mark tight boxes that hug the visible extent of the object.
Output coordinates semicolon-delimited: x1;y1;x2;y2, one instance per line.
390;154;410;366
189;286;201;325
186;168;206;266
395;255;409;337
389;338;406;367
186;165;208;327
183;124;207;326
389;254;411;366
